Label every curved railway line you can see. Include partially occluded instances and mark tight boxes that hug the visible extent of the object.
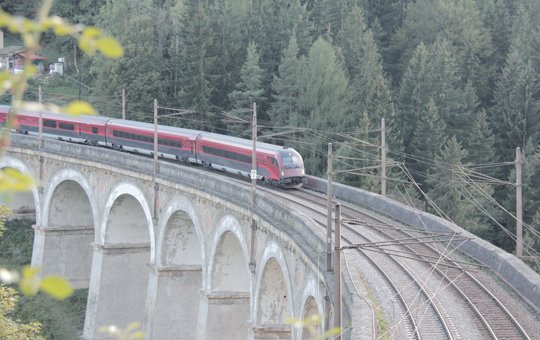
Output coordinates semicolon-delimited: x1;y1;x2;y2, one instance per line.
286;188;534;340
167;157;536;339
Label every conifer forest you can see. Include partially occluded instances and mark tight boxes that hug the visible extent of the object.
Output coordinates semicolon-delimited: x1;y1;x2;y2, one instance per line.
2;0;540;267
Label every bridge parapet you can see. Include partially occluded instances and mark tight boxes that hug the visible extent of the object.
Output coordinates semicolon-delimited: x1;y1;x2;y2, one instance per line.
306;175;540;312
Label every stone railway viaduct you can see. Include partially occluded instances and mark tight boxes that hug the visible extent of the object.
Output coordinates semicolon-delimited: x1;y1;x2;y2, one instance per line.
2;134;540;340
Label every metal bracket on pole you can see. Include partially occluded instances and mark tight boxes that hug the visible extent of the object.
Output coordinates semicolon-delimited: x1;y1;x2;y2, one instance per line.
251;220;258;230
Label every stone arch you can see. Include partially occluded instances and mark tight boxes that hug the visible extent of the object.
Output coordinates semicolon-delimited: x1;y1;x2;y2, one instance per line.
146;196;205;339
85;182;153;334
0;156;40;222
42;169;97;230
298;278;324;340
207;215;250;292
156;196;205;271
198;214;251;340
33;169;96;288
100;182;154;255
253;242;294;337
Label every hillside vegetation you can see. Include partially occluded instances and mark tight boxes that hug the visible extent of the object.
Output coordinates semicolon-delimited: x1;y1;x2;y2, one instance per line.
0;218;87;339
2;0;540;262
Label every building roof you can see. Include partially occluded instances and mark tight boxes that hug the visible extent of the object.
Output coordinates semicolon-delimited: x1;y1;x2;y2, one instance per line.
0;46;26;56
19;52;47;60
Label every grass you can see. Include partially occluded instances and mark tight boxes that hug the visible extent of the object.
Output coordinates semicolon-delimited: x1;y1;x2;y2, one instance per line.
357;270;389;340
0;218;35;271
0;218;88;339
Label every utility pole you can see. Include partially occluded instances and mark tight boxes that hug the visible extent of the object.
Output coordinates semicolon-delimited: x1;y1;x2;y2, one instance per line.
122;88;125;120
333;203;342;340
38;85;43;181
153;99;158;219
516;147;522;258
381;118;386;196
249;102;257;273
78;69;81;101
325;142;333;332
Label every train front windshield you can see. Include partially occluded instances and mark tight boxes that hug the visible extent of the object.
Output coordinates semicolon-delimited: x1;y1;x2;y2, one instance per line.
280;150;302;169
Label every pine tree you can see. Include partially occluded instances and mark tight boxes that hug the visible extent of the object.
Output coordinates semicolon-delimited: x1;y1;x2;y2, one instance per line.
97;16;164;120
429;40;474;143
395;42;432;151
257;0;312;74
490;45;540;164
510;4;540;73
410;99;447;177
178;0;220;114
477;0;513;73
311;0;342;40
338;6;397;149
426;136;491;233
465;109;497;174
388;0;495;104
268;33;300;128
164;1;184;106
334;112;381;193
228;42;266;138
295;38;349;175
210;0;244;110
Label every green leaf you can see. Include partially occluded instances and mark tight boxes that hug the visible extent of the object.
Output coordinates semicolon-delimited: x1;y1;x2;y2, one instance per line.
40;275;74;300
63;100;97;116
96;37;124;58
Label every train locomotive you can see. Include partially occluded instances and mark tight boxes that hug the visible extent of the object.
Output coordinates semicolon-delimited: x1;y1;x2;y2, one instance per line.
1;105;307;188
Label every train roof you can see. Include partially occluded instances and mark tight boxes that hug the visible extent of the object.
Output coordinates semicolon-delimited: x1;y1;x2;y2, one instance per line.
13;108;112;124
106;118;204;137
198;132;287;153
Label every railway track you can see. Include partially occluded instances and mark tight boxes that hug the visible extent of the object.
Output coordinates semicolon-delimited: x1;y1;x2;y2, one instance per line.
286;188;532;340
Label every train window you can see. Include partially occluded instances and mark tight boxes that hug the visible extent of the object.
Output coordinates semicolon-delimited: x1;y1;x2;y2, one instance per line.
202;145;253;163
85;127;89;131
263;161;266;165
184;143;187;148
59;123;75;130
43;120;56;128
271;158;278;166
92;127;98;134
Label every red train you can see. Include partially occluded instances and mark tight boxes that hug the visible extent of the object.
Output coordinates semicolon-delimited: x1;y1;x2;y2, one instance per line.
1;105;306;188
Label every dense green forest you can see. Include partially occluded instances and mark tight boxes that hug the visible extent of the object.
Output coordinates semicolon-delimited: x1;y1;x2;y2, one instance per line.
2;0;540;265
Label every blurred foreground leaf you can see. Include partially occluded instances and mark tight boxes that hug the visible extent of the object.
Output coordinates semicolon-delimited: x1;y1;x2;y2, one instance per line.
96;37;124;58
62;101;97;116
0;168;36;193
40;276;74;300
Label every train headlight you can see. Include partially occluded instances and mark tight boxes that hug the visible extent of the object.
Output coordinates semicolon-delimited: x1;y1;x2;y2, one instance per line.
281;171;285;176
302;169;304;175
